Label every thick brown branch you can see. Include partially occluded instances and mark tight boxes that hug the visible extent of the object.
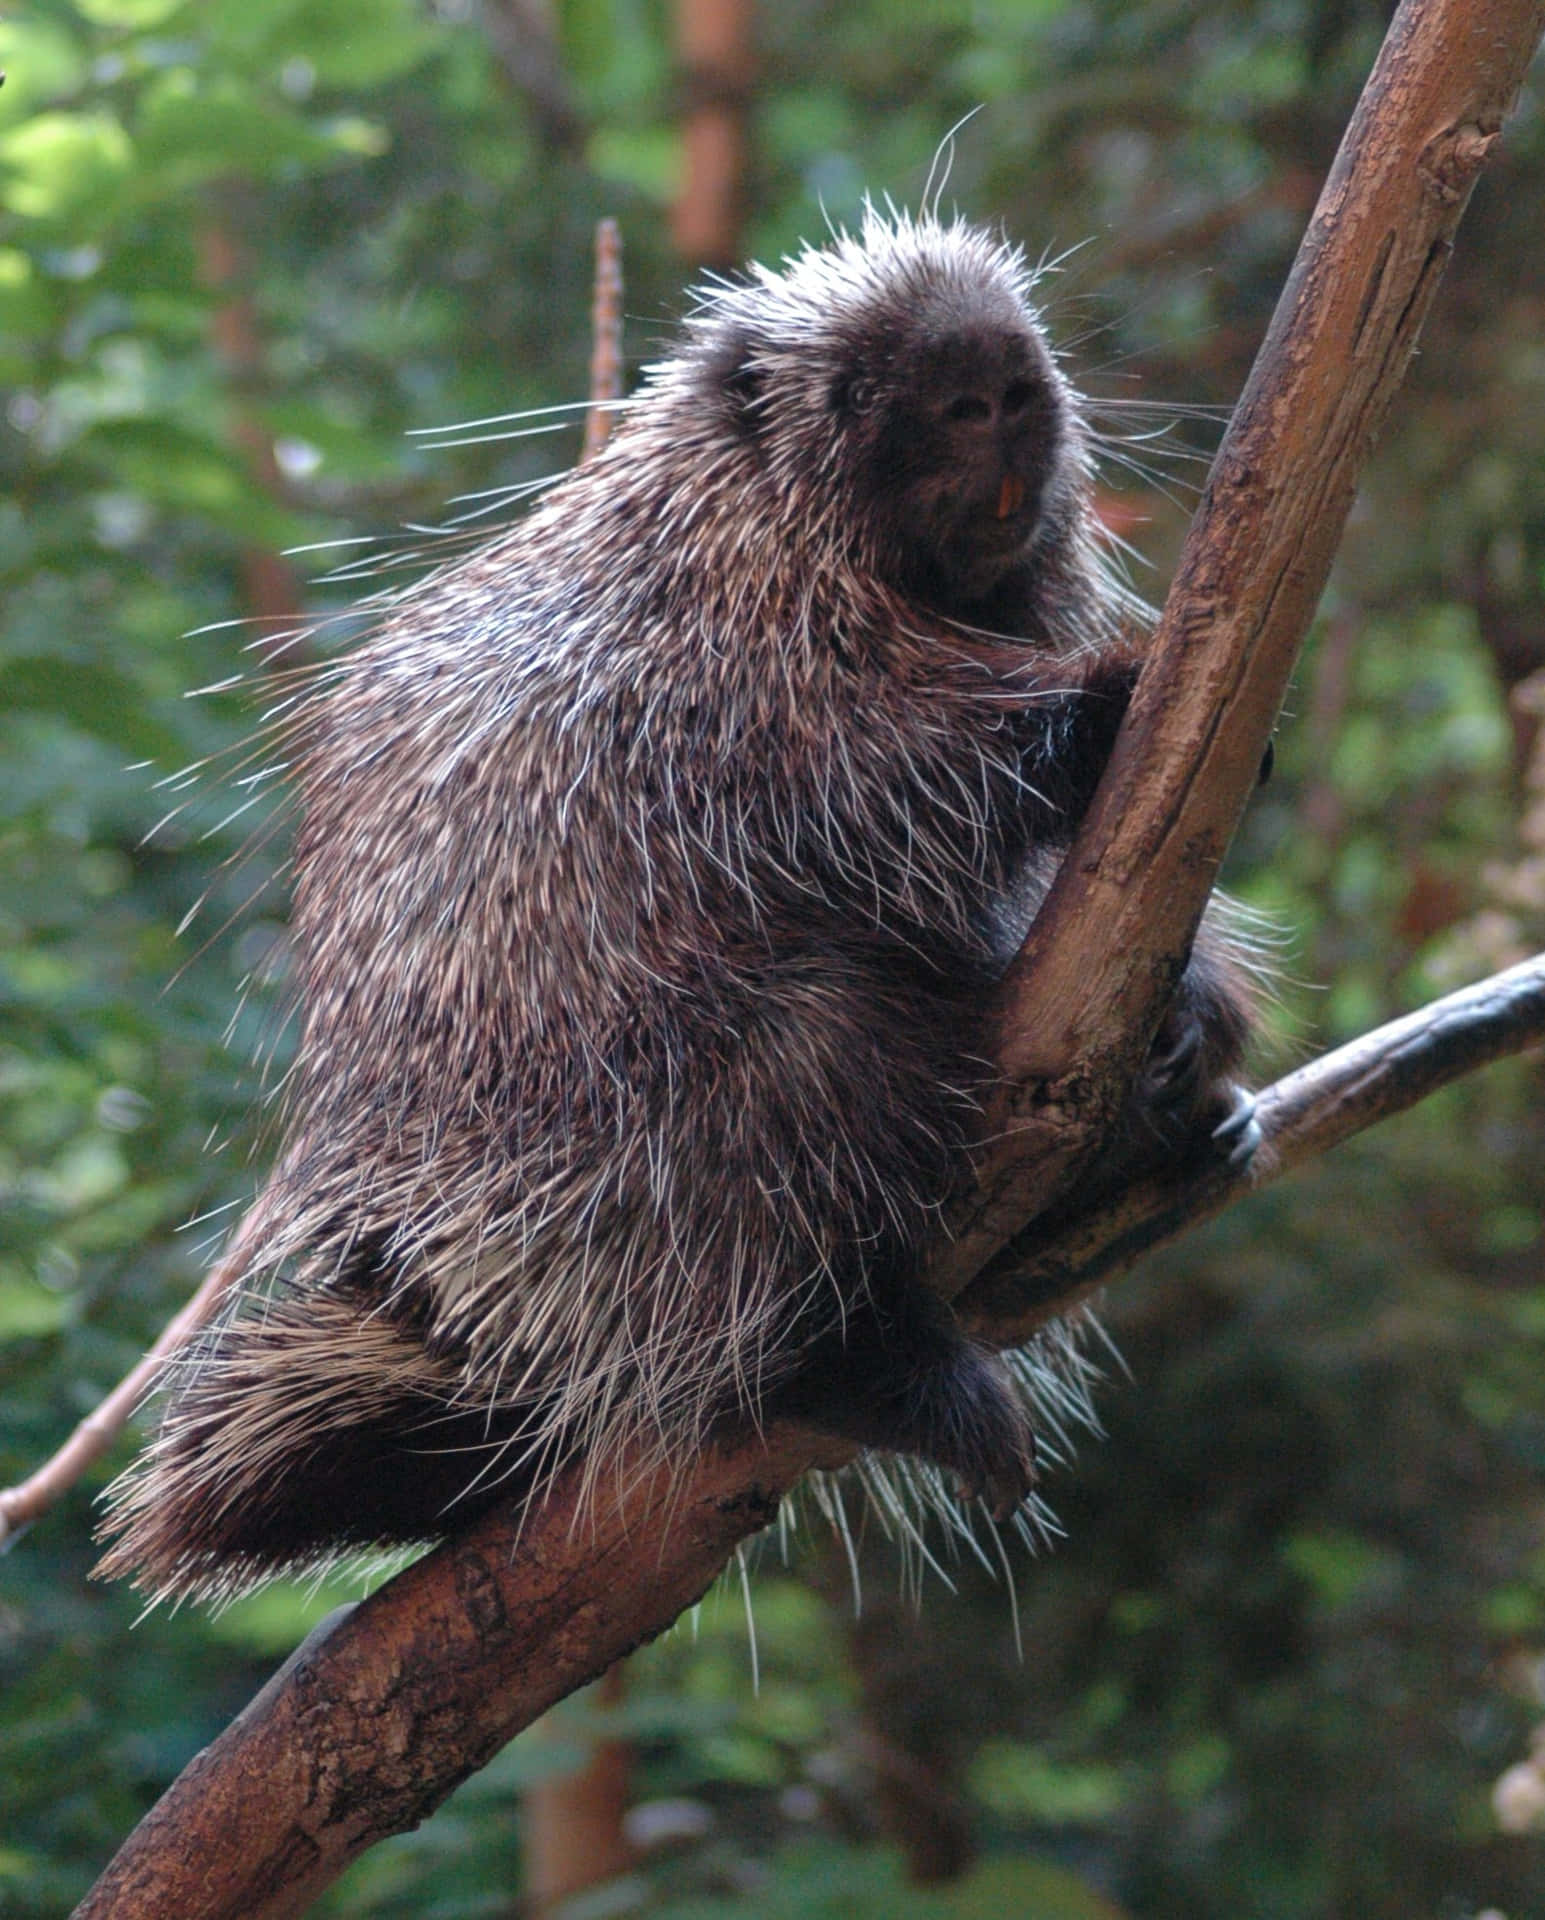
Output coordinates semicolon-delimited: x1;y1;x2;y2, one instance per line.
670;0;755;267
72;1443;823;1920
936;0;1545;1291
73;954;1545;1919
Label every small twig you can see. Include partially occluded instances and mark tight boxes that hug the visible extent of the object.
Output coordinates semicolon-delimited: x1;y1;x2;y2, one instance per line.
0;1202;267;1551
582;219;624;463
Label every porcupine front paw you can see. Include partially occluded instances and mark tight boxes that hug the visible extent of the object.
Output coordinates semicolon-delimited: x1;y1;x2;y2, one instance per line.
1140;1003;1262;1175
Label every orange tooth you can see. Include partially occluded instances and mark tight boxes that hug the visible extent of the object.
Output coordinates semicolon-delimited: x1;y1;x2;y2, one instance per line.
996;474;1025;519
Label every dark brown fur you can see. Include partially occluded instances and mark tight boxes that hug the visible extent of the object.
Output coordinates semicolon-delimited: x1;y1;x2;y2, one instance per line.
100;211;1256;1604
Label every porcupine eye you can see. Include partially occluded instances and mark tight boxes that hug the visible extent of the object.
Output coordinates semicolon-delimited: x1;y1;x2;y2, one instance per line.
829;373;875;416
943;391;991;424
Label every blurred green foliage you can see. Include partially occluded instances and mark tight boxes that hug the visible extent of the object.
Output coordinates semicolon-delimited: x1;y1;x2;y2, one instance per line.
2;2;1544;1916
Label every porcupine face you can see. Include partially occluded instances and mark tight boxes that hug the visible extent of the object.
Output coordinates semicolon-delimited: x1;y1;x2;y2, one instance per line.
683;216;1078;627
834;297;1068;617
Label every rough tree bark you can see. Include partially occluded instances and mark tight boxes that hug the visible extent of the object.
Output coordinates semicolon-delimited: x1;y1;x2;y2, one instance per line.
70;0;1545;1914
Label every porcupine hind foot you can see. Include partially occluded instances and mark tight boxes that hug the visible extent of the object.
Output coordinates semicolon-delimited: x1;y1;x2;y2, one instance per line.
95;1289;532;1605
768;1281;1037;1523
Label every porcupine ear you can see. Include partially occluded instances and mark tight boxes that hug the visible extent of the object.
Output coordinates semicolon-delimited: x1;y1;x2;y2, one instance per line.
700;322;768;438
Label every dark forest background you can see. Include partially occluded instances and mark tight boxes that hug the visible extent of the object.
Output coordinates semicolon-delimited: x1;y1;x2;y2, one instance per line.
3;3;1545;1915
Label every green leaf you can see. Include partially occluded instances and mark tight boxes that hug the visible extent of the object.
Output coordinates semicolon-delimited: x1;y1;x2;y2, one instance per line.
135;72;367;186
75;0;189;25
1279;1529;1404;1613
0;1266;73;1339
78;418;311;548
203;0;435;89
0;246;54;335
970;1741;1128;1823
0;111;133;223
0;23;90;127
587;126;680;203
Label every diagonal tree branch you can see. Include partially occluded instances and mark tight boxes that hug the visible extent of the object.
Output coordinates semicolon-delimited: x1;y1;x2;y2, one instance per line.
933;0;1545;1292
71;1;1545;1913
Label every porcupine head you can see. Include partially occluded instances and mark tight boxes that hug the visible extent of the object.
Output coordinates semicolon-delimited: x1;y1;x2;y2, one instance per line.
98;206;1254;1607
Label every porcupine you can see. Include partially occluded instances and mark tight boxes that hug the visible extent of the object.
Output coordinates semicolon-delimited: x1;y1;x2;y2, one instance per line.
99;207;1260;1606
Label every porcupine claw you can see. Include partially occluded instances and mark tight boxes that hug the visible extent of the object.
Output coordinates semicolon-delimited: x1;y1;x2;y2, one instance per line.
956;1439;1038;1524
1142;1008;1261;1174
1211;1085;1263;1172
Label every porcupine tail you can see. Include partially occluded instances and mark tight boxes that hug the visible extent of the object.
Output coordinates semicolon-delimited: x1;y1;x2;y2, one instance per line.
95;1285;532;1608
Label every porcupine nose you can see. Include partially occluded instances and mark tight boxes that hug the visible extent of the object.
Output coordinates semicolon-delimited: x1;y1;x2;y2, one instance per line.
943;373;1035;432
943;374;1041;519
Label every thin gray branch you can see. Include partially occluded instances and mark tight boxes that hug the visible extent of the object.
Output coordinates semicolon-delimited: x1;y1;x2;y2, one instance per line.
960;951;1545;1344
